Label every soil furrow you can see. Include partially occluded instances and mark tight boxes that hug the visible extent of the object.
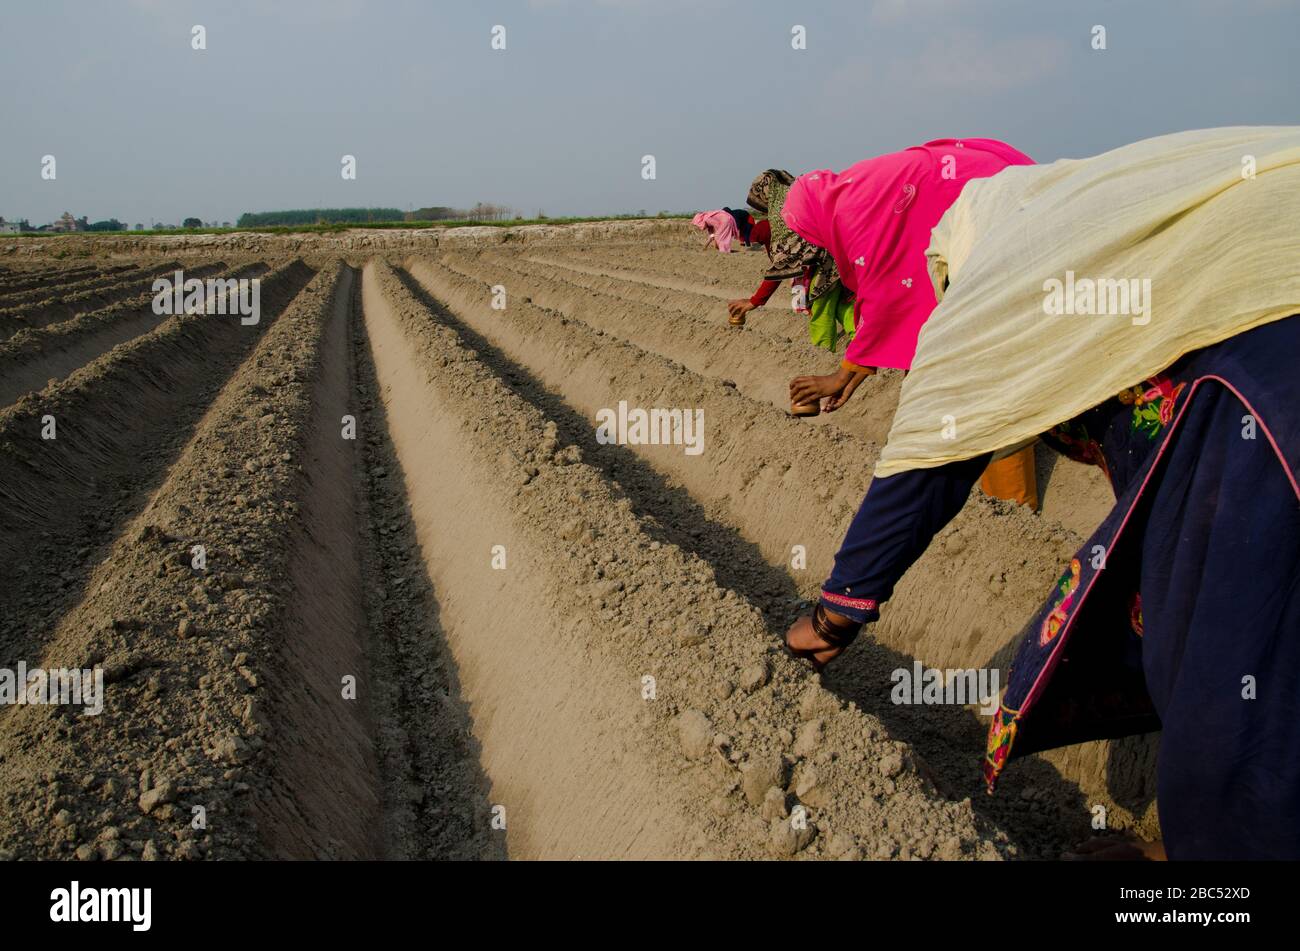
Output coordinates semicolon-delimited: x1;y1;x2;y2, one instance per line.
522;251;807;343
348;268;503;861
365;258;1010;859
439;250;899;443
0;263;385;861
443;251;1115;539
0;260;227;341
0;263;170;310
526;249;758;299
403;254;1161;848
0;260;315;668
0;264;138;298
391;263;1091;856
242;263;382;859
538;240;786;287
0;263;271;409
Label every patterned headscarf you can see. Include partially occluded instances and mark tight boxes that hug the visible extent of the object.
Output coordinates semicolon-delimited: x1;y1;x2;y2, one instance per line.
749;168;839;297
746;168;795;215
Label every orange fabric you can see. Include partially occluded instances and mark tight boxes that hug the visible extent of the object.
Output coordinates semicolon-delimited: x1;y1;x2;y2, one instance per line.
979;446;1038;510
841;359;876;374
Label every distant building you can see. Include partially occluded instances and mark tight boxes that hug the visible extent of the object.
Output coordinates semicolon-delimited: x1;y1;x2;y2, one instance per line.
48;212;84;233
0;217;22;234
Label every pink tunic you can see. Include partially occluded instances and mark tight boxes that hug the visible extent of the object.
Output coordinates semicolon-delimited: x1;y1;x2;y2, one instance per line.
692;210;739;254
780;139;1033;370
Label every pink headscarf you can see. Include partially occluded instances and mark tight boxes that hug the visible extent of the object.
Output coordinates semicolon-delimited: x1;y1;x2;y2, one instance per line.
692;210;739;253
781;138;1033;370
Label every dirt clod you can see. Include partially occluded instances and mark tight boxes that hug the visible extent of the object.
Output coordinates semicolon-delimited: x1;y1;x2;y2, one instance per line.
677;710;713;760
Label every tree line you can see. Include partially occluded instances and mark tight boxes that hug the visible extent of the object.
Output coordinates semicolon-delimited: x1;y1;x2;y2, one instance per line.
237;204;519;227
237;208;406;227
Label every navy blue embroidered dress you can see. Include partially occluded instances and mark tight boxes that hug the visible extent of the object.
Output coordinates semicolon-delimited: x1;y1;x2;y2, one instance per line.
818;316;1300;860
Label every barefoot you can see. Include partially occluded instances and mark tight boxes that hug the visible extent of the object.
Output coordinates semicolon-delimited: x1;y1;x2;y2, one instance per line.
1062;835;1166;861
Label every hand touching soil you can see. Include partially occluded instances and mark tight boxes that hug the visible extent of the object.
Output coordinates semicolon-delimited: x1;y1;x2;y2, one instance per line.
785;614;849;669
791;366;872;413
727;299;754;322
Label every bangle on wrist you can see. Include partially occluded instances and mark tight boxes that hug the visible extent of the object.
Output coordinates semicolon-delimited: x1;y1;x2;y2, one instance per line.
812;604;862;648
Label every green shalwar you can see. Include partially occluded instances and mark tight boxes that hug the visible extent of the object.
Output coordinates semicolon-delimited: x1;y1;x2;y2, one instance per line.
807;274;856;352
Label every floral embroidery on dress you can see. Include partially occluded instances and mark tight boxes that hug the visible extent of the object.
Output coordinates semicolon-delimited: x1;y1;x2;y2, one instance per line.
1118;374;1187;439
984;703;1020;791
1039;558;1082;647
1129;591;1144;637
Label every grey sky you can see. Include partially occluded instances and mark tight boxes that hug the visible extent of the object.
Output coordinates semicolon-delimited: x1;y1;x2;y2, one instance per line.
2;0;1297;225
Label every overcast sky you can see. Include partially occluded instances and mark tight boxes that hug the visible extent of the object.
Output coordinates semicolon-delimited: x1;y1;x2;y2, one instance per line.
2;0;1297;225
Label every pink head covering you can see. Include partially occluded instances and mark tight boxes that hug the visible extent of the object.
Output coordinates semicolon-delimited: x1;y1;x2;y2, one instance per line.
781;138;1033;369
692;209;739;253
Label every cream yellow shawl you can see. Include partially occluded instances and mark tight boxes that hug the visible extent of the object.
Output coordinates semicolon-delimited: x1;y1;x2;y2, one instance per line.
876;127;1300;478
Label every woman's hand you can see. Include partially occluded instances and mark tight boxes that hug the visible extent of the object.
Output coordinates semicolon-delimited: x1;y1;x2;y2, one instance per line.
727;299;755;321
790;366;873;413
790;367;853;407
824;369;871;412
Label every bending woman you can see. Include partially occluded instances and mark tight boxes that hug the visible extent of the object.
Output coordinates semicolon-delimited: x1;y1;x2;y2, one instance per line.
726;169;856;352
692;209;740;253
784;127;1300;860
723;206;755;246
780;139;1039;504
781;138;1033;406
